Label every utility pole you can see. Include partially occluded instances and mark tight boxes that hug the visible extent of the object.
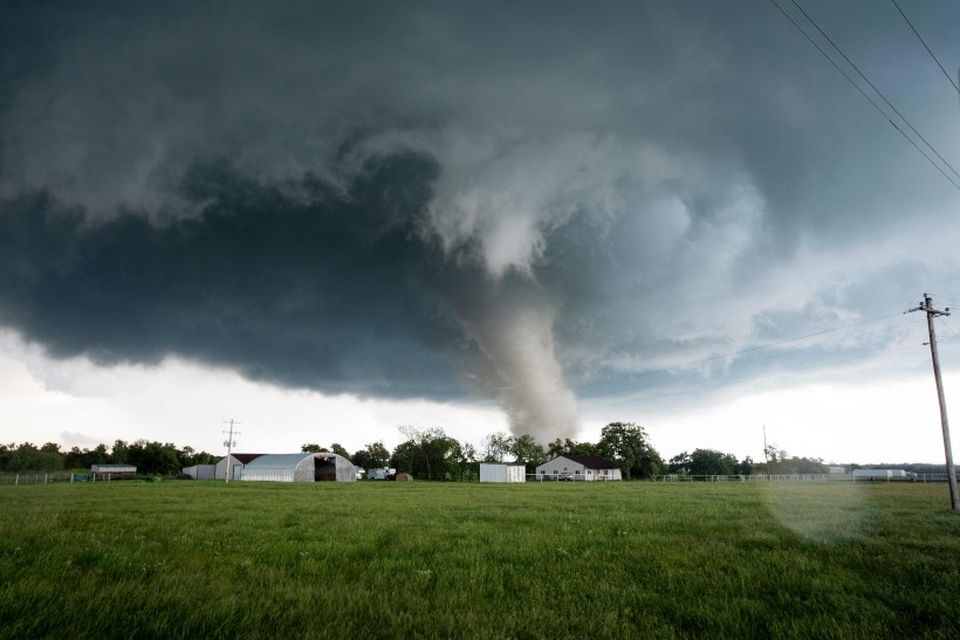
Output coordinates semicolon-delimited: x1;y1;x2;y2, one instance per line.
222;419;241;484
907;293;959;510
763;425;769;463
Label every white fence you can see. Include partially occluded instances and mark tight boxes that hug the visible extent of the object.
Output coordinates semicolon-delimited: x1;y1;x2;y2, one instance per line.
526;473;621;482
0;472;84;485
655;473;952;483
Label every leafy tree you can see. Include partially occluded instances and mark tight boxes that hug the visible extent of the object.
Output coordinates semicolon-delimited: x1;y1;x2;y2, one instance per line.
353;441;391;470
481;432;514;463
546;438;598;458
111;440;130;463
392;426;461;480
176;445;217;468
389;439;421;476
667;451;690;474
455;442;478;481
365;441;391;467
766;455;827;475
329;443;351;459
7;443;64;471
509;435;546;472
126;440;181;475
0;443;13;470
90;444;110;465
757;444;827;475
596;422;661;479
301;443;327;453
688;449;737;476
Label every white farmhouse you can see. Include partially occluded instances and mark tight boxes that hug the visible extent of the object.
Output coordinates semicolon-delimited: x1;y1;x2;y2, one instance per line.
535;454;622;481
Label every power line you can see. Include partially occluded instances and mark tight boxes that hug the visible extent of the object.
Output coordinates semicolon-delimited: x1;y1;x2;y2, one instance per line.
889;0;960;96
786;0;960;184
767;0;960;189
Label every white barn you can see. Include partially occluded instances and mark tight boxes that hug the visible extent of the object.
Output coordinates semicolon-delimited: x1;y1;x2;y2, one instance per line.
239;452;357;482
535;454;622;481
479;463;526;483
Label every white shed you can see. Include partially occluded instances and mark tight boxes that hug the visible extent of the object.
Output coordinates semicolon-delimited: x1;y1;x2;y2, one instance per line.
479;463;526;483
535;454;622;481
239;452;357;482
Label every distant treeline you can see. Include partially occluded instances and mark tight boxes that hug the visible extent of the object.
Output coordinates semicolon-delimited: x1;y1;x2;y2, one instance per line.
307;423;831;481
0;441;217;475
6;422;905;479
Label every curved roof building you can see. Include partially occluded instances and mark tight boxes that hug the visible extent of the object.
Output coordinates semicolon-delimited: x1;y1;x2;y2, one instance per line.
239;452;357;482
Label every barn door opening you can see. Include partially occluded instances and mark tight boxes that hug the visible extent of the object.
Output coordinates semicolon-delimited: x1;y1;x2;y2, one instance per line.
314;456;337;481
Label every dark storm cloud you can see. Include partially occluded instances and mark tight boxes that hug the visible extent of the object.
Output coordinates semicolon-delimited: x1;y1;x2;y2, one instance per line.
0;153;476;396
8;152;527;392
1;1;958;436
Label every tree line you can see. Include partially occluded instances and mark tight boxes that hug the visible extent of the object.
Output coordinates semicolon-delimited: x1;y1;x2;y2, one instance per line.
0;441;218;475
3;422;830;479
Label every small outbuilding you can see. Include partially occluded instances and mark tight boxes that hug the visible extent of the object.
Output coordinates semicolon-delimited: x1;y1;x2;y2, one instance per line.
91;464;137;480
535;454;622;481
479;463;526;483
239;452;357;482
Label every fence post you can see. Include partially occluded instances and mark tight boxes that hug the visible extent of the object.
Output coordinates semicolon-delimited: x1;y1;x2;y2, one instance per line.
15;473;19;486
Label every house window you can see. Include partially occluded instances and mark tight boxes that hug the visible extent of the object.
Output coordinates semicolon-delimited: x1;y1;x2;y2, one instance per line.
553;469;558;474
575;470;581;475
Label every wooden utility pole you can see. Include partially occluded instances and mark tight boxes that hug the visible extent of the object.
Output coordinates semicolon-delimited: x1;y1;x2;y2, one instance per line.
222;419;241;484
908;294;959;510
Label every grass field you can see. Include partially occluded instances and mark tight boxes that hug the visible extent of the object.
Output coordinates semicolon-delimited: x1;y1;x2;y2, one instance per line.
1;481;959;639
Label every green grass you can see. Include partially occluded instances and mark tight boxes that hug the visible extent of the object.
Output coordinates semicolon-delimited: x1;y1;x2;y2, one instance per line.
1;481;959;639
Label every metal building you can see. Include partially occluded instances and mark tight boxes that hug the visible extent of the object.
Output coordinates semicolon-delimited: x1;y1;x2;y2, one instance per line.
90;464;137;480
182;464;216;480
239;452;357;482
215;453;265;480
479;463;526;483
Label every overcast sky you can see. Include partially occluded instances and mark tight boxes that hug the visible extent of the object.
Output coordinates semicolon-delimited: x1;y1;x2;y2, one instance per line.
1;0;959;463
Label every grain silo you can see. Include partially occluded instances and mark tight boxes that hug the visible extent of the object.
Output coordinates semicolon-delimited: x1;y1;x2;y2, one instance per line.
239;452;357;482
